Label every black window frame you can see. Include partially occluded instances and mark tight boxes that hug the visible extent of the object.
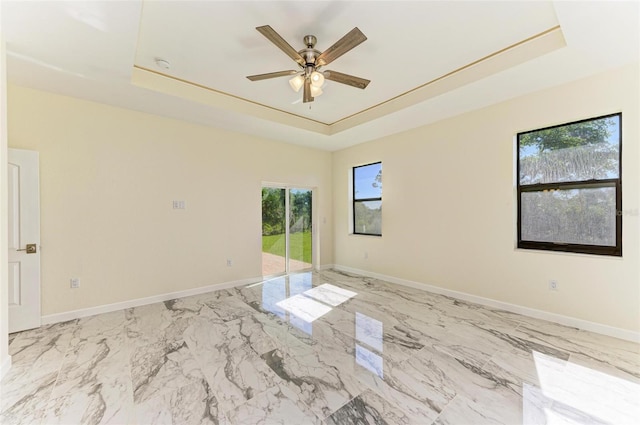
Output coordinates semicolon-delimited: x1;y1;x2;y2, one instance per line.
517;113;622;257
353;162;382;236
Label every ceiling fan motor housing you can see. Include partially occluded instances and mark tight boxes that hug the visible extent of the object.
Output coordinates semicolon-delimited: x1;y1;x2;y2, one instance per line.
300;51;320;68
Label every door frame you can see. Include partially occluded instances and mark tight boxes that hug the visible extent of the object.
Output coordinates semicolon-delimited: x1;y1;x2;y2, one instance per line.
261;183;316;276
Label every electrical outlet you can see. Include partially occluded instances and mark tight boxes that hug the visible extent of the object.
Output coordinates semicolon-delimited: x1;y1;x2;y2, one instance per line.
226;259;233;267
549;280;558;291
364;252;368;259
70;278;80;289
172;200;185;209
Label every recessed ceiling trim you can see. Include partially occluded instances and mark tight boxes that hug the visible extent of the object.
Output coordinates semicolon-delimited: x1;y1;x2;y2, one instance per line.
131;66;332;135
132;26;565;137
329;26;566;135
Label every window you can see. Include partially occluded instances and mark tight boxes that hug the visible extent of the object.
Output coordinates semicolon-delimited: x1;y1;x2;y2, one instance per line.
517;113;621;256
353;162;382;236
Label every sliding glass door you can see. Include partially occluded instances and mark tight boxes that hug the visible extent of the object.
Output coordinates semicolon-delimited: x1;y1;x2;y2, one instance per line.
262;186;313;276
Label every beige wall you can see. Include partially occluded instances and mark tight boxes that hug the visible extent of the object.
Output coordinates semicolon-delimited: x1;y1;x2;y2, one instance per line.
333;63;640;333
8;85;333;316
5;63;639;335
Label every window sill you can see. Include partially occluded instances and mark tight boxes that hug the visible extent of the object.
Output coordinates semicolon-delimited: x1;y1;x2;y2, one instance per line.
514;247;623;260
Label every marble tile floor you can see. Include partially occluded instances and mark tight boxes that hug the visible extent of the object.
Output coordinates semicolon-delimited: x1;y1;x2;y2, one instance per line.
1;269;639;425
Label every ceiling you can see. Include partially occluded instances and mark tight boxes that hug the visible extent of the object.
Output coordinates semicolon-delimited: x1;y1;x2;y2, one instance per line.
2;1;638;151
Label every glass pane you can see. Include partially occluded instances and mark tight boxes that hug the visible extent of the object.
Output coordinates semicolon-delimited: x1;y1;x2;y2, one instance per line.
355;200;382;235
519;115;620;185
354;163;382;200
521;187;616;246
289;188;312;272
262;187;286;275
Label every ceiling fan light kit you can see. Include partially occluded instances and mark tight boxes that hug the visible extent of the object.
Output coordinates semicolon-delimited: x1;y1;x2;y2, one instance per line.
310;85;323;97
310;71;324;87
247;25;370;104
288;74;304;92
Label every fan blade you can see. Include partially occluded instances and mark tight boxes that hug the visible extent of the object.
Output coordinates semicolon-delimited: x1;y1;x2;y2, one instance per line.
256;25;305;66
315;27;367;66
303;78;314;103
246;70;299;81
323;70;370;89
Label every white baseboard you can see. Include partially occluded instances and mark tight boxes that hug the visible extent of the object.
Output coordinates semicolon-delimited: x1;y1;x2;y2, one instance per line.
41;276;262;325
0;354;12;380
39;266;640;343
333;265;640;343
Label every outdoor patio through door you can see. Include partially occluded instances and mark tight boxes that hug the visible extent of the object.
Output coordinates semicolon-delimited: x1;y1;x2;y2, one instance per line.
261;186;313;276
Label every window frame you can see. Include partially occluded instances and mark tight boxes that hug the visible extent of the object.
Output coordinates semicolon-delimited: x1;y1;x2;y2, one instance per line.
516;113;622;257
353;162;382;236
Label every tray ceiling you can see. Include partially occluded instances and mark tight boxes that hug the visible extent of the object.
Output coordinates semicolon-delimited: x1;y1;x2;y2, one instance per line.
3;1;638;150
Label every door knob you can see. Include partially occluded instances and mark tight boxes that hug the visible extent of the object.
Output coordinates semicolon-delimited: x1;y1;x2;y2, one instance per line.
17;244;37;254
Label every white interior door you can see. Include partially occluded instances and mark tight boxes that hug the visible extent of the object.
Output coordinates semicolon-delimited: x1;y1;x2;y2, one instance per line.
7;148;41;333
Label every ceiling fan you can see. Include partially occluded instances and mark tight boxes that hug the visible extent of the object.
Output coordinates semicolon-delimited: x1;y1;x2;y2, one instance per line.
247;25;370;103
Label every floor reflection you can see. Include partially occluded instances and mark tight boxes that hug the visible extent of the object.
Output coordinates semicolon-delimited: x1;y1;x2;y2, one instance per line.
261;273;315;334
260;273;386;378
260;273;358;336
355;313;384;378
